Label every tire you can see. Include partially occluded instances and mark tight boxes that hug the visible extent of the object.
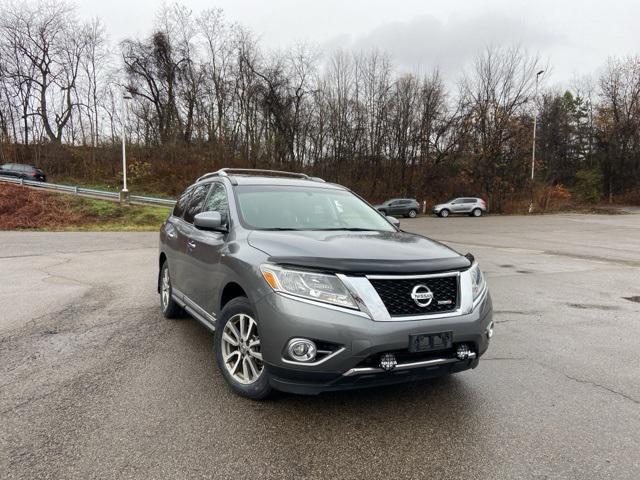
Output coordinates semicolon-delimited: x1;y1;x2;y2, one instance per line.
159;261;182;319
472;208;482;217
378;209;387;216
407;209;417;218
439;209;450;218
214;297;271;400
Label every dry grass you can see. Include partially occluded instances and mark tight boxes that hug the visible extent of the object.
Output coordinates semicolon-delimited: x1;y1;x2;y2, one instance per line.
0;184;170;231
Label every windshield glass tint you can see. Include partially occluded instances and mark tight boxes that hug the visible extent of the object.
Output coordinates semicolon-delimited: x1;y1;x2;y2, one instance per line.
235;186;395;231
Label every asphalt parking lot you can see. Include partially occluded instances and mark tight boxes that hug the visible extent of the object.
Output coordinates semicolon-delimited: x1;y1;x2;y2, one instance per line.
1;213;639;479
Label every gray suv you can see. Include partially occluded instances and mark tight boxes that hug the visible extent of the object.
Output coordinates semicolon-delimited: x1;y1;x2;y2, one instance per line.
158;169;493;399
432;198;487;217
374;198;421;218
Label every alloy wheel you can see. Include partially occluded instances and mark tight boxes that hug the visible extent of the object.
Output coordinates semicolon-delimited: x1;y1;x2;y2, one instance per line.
161;266;170;310
221;313;264;385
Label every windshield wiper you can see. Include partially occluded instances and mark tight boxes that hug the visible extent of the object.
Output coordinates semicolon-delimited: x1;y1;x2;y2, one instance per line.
262;227;305;231
309;228;381;232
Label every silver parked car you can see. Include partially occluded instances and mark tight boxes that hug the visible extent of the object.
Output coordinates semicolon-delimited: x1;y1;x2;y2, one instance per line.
158;169;493;399
432;197;488;217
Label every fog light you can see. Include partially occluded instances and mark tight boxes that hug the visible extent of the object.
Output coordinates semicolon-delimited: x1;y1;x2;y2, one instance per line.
287;338;317;362
380;353;397;371
486;321;494;339
456;344;476;360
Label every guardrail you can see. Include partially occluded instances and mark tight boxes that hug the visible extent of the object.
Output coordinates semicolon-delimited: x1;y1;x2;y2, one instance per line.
0;175;176;207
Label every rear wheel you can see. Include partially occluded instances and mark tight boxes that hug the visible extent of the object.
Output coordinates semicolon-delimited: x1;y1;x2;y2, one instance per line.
472;208;483;217
439;209;450;218
214;297;271;400
160;261;182;318
407;209;418;218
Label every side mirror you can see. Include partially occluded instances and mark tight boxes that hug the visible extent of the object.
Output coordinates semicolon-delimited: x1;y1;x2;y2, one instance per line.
194;211;226;231
386;216;401;229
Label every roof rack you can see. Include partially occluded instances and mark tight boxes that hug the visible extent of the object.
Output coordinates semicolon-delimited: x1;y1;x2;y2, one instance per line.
196;168;324;184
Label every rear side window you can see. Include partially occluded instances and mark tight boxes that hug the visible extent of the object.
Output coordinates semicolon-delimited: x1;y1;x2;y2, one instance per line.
173;186;194;218
464;198;477;203
183;184;211;223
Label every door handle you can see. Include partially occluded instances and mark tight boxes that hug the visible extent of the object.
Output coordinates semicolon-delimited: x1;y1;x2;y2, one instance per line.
187;240;197;249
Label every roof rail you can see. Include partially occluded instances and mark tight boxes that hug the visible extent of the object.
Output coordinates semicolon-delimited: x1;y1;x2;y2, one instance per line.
196;168;324;183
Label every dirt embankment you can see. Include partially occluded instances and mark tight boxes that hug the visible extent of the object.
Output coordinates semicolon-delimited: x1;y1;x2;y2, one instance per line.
0;184;169;230
0;184;91;229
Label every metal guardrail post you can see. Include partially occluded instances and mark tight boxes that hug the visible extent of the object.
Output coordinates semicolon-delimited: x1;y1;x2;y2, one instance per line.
119;190;131;205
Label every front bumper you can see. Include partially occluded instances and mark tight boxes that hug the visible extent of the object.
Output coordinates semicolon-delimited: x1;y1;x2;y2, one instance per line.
254;290;493;395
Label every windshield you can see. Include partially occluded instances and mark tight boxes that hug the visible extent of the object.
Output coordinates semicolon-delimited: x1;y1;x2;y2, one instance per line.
235;185;395;231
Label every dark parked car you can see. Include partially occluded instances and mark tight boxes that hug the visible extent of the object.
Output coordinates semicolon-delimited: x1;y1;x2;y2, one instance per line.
374;198;421;218
158;169;493;399
0;163;46;182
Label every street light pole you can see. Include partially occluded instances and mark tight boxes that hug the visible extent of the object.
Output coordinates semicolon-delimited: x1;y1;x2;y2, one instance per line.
120;92;132;203
529;69;544;214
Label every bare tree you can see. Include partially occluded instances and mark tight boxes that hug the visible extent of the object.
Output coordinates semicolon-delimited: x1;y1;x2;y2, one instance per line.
597;56;640;200
460;45;543;207
1;0;87;144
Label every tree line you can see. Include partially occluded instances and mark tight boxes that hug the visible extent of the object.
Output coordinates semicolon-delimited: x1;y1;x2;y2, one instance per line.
1;1;639;208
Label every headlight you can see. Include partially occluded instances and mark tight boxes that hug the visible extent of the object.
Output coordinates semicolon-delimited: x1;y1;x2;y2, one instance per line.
260;265;358;310
470;263;486;300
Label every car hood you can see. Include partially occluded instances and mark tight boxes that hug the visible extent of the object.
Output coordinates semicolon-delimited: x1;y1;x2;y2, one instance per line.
247;230;470;274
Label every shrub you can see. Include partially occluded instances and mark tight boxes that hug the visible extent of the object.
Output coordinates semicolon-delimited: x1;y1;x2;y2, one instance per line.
573;169;602;204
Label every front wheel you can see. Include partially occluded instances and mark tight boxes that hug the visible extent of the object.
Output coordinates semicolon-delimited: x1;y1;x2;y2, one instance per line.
214;297;271;400
407;209;418;218
471;208;483;217
439;209;450;218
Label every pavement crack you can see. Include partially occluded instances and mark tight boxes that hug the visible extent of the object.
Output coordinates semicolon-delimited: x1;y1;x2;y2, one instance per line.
482;357;527;361
0;246;154;260
483;357;639;404
527;359;640;405
558;372;640;405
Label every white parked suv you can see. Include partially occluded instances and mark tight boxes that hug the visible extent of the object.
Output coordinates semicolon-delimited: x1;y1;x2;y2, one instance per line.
432;198;487;217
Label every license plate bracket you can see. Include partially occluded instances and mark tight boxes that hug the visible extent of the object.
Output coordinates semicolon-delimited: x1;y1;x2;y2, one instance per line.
408;331;453;353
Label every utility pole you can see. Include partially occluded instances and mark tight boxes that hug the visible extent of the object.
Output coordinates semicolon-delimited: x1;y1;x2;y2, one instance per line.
120;92;132;204
529;70;544;214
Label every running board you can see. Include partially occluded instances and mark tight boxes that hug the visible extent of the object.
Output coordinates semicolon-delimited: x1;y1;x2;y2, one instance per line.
184;306;216;332
172;294;216;332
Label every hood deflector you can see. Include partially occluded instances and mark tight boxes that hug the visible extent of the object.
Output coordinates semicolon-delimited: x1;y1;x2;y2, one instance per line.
248;229;472;275
267;255;471;275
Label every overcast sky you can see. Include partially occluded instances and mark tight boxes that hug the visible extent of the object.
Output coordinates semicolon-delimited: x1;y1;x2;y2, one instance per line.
78;0;640;87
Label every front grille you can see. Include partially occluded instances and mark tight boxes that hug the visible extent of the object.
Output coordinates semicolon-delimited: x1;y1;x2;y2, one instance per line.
369;275;459;317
